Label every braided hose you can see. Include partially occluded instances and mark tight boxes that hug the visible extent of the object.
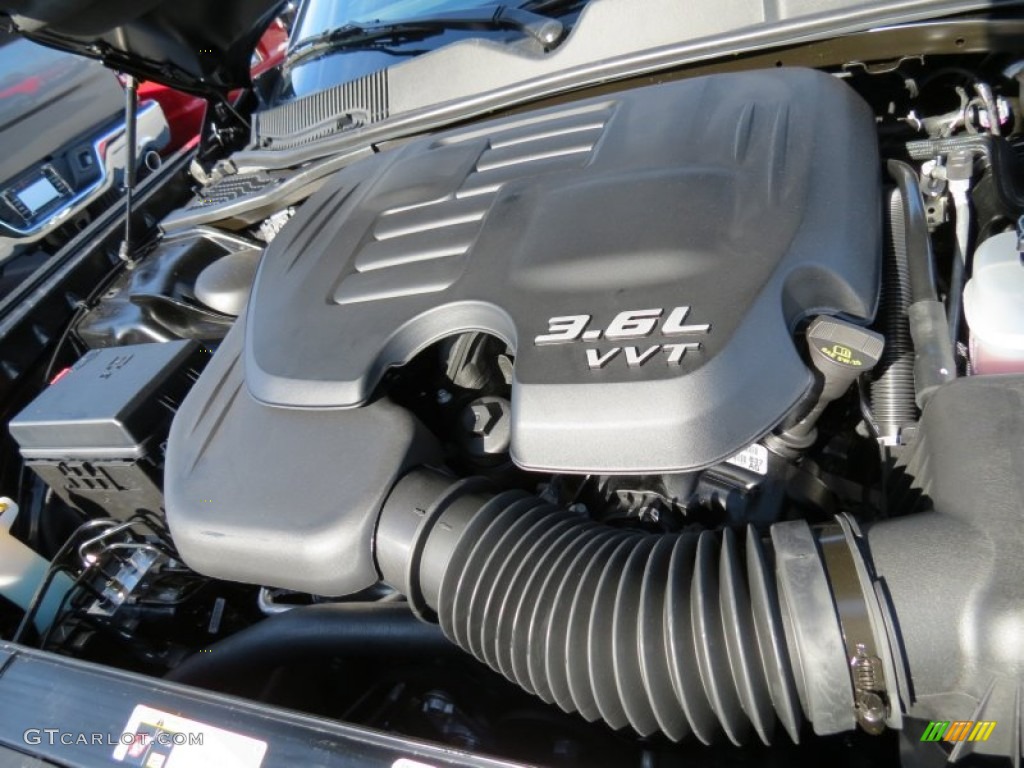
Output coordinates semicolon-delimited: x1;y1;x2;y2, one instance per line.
871;188;918;443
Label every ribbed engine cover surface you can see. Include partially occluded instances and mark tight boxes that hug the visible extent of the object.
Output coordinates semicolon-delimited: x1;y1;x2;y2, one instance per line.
247;68;880;472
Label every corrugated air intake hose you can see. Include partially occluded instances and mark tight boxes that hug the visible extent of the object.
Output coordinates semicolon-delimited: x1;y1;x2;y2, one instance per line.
374;470;901;746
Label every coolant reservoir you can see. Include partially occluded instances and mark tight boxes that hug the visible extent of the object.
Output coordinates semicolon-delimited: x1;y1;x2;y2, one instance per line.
0;498;72;631
963;230;1024;374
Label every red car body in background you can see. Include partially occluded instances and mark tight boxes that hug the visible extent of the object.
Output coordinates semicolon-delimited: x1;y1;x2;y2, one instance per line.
135;81;203;153
137;18;289;152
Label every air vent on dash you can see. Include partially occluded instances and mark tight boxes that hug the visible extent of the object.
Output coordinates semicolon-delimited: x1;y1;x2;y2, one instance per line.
255;71;389;149
332;102;614;306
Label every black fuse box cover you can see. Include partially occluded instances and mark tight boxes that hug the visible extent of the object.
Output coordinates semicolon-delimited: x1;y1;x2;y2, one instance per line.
11;340;202;461
10;340;205;520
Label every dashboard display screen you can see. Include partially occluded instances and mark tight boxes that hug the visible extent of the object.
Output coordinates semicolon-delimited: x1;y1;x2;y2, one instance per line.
17;176;61;213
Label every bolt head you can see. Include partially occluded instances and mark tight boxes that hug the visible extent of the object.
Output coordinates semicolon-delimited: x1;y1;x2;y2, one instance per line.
855;692;887;735
468;402;501;436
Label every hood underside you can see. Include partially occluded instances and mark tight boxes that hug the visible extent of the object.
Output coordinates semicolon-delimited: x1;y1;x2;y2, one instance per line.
0;0;281;96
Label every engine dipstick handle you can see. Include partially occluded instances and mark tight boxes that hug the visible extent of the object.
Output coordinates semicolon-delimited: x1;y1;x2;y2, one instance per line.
784;316;885;443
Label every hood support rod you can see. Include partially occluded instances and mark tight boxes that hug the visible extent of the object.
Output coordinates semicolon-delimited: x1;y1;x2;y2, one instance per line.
118;74;138;265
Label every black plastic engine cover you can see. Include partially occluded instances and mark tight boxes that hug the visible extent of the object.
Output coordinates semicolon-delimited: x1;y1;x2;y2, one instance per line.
164;314;441;595
247;69;880;473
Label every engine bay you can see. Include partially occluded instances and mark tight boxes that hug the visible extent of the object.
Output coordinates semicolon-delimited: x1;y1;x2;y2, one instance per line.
163;69;884;597
2;23;1024;768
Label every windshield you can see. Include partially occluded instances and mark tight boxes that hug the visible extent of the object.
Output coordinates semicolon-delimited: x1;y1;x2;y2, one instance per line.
292;0;518;45
272;0;585;106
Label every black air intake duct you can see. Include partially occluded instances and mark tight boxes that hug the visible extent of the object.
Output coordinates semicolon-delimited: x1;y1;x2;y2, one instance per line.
375;472;899;745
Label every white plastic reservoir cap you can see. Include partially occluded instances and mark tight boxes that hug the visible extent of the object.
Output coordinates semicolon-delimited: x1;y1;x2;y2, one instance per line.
963;230;1024;375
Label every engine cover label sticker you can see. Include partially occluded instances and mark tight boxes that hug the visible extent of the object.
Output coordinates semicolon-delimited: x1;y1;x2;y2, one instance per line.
725;443;769;476
112;704;267;768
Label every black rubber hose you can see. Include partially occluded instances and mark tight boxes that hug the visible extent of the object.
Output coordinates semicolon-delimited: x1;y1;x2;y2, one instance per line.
886;161;956;407
946;237;965;348
165;602;456;689
376;471;888;746
886;161;939;304
871;188;918;442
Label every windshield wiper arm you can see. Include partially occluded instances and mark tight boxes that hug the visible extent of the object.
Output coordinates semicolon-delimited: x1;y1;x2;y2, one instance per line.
285;5;565;69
